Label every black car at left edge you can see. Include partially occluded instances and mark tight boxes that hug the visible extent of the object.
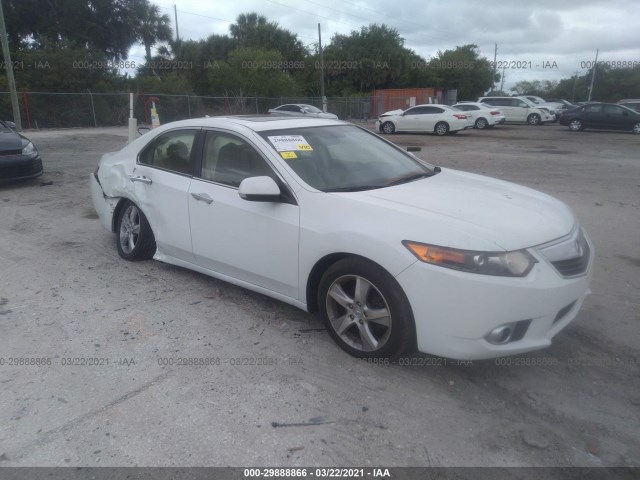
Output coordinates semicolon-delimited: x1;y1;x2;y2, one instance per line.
0;120;42;183
559;102;640;134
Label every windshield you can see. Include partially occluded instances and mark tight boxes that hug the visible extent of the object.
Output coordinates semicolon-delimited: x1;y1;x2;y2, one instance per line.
260;125;435;192
302;105;323;113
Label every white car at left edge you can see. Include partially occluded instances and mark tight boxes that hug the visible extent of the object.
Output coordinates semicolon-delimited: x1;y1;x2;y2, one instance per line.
376;104;473;135
91;116;593;361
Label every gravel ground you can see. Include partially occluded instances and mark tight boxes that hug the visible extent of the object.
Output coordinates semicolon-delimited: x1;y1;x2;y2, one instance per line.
0;123;638;467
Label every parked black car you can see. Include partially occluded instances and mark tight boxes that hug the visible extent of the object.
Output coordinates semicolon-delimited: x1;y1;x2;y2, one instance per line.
0;121;42;183
559;103;640;134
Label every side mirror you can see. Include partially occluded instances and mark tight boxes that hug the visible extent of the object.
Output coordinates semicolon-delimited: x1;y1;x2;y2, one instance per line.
138;126;151;135
5;121;16;129
238;176;281;202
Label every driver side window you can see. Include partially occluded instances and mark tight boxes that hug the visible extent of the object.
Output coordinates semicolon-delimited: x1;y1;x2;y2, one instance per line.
200;131;275;188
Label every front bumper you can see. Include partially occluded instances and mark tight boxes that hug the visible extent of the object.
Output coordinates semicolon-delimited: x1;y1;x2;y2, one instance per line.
0;154;42;183
396;240;593;360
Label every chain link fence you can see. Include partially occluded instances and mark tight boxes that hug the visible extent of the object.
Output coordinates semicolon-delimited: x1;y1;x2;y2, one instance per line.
1;92;388;129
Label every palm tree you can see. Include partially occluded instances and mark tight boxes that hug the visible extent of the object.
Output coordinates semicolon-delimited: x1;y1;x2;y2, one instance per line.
133;1;173;62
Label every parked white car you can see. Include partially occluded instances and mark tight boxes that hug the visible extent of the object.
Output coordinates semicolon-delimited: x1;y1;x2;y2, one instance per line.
376;104;472;135
452;102;506;129
478;96;555;124
91;116;592;360
268;104;338;119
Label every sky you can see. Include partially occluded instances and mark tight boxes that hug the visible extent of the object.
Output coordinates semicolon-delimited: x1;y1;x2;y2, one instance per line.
128;0;640;92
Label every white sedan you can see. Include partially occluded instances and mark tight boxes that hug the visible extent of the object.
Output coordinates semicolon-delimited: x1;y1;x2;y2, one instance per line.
91;116;593;360
376;104;472;135
452;102;506;129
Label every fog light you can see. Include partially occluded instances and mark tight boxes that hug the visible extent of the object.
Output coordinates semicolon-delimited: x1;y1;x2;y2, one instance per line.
486;325;514;345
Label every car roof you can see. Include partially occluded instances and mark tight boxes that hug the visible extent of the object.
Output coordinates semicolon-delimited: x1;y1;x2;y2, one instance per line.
278;103;315;108
453;102;492;107
148;115;346;132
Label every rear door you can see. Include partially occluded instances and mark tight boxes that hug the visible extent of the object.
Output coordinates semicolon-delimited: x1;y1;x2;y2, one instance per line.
133;128;199;262
412;106;443;132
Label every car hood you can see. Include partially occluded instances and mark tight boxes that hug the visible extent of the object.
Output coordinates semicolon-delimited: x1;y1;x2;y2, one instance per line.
341;169;575;251
379;109;404;117
0;130;23;152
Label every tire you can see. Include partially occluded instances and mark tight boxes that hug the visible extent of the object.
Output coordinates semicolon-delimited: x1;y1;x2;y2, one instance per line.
475;117;489;129
434;122;449;136
633;122;640;134
568;119;583;132
527;113;541;125
318;257;415;359
381;121;395;134
116;200;156;261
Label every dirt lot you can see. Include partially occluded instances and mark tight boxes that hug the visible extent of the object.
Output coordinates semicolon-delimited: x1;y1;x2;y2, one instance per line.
0;122;639;467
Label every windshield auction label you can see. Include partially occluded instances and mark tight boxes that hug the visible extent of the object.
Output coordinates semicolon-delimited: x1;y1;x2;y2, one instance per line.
268;135;313;152
280;151;298;159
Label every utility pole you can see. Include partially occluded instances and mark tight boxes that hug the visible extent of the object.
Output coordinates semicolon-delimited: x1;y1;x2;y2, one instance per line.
587;49;598;102
0;0;22;130
318;23;326;112
174;5;179;42
499;65;506;92
492;42;498;93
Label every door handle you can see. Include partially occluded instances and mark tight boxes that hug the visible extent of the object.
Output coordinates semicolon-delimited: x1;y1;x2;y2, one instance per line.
129;175;152;185
191;192;213;204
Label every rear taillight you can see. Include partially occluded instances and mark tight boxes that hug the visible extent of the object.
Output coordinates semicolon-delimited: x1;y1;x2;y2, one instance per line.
490;111;501;115
453;114;467;119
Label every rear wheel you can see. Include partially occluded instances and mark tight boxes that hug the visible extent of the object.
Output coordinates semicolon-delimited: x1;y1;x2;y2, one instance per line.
633;122;640;134
475;117;489;129
381;121;395;134
568;119;584;132
116;201;156;261
434;122;449;136
527;113;541;125
318;258;415;359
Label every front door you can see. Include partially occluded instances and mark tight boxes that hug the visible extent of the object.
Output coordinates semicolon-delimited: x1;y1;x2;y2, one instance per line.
188;129;300;299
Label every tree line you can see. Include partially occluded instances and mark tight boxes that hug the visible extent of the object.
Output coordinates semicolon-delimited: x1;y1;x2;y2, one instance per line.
2;0;639;103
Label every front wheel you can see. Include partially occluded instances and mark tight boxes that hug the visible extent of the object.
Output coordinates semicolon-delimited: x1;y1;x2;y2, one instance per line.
568;119;583;132
116;201;156;261
527;113;541;125
633;122;640;134
434;122;449;136
318;258;415;359
381;121;395;134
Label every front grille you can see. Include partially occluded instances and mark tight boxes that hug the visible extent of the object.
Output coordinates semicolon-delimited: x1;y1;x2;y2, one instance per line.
0;149;22;156
537;226;591;278
0;158;42;179
551;240;590;277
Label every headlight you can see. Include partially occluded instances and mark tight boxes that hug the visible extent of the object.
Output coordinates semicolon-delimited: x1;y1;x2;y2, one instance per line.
22;141;37;156
402;241;537;277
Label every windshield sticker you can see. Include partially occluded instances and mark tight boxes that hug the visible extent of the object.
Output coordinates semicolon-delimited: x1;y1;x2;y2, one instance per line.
280;151;298;159
268;135;313;152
